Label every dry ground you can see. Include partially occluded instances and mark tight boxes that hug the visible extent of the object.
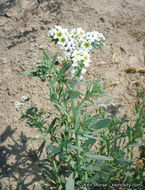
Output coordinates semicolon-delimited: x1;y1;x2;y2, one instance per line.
0;0;145;189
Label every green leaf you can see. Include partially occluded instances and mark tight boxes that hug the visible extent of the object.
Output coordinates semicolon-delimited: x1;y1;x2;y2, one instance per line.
59;62;72;75
43;170;55;181
43;164;53;170
84;138;96;146
17;178;22;190
85;165;102;172
91;118;111;130
135;103;139;113
66;172;74;190
116;158;133;167
85;164;115;173
48;78;58;86
52;53;58;65
99;164;116;172
83;134;104;141
55;123;64;134
69;145;83;152
67;80;84;85
24;137;42;141
59;175;65;184
83;114;99;127
91;80;103;93
48;118;57;134
68;90;81;100
81;97;113;108
23;71;36;77
55;103;71;118
42;50;51;62
86;153;113;161
87;93;106;98
87;79;93;92
41;183;47;190
45;145;60;155
93;97;113;105
41;183;51;190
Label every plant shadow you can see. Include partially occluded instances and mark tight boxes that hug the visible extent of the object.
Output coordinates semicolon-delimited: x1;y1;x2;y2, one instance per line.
0;125;54;189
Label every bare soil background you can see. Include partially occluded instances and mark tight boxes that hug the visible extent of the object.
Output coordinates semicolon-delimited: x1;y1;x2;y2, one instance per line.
0;0;145;189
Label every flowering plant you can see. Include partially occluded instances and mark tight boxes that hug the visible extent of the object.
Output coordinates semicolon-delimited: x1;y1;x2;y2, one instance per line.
48;26;105;79
14;27;145;190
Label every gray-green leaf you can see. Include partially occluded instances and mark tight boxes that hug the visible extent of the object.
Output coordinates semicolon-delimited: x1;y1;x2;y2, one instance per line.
45;145;60;155
86;153;113;161
66;172;74;190
91;118;111;130
68;90;81;100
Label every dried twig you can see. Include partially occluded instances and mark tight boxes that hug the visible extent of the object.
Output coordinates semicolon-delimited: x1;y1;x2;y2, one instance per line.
124;66;137;73
124;66;145;73
111;45;120;66
105;77;125;88
129;80;141;89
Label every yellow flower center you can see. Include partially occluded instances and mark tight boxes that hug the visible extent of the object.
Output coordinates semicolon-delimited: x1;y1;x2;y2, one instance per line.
84;42;90;48
56;32;62;37
84;55;88;60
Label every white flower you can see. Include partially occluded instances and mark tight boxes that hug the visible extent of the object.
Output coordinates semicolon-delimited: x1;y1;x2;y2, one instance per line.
48;26;106;79
54;31;63;39
83;61;90;67
48;28;56;37
57;34;68;45
81;68;86;74
48;30;51;37
72;50;81;57
64;54;72;62
100;104;107;108
80;75;83;80
70;28;78;36
81;40;92;51
72;54;82;62
70;28;85;41
64;51;71;58
64;41;75;53
72;62;78;67
82;51;90;60
72;49;86;57
64;31;69;37
100;33;105;40
71;69;75;74
76;27;85;35
21;96;29;102
57;56;64;64
86;32;92;38
95;31;101;38
55;25;63;31
14;101;24;112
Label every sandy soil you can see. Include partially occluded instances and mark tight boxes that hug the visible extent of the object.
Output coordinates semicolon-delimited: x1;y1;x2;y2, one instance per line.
0;0;145;189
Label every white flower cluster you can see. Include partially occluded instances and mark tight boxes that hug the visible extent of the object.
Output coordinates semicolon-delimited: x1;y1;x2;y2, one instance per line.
14;101;25;112
21;95;29;102
14;96;29;112
48;26;105;79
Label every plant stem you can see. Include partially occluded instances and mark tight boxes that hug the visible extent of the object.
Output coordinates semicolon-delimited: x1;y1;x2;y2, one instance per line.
71;84;81;173
52;156;61;186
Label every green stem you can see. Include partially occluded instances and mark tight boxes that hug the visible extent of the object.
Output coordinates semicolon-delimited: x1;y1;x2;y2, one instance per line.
71;84;81;172
65;83;71;91
139;162;145;183
52;156;61;186
130;147;133;159
77;98;86;108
